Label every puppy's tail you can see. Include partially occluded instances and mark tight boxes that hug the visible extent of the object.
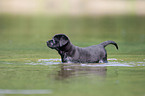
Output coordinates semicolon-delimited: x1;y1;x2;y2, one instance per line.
100;41;118;50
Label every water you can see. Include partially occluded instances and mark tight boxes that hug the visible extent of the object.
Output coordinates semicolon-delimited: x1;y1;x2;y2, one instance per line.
1;58;145;96
0;89;52;94
25;58;145;67
0;15;145;96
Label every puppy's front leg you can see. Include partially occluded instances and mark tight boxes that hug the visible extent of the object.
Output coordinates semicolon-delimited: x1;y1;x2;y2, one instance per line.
58;51;67;63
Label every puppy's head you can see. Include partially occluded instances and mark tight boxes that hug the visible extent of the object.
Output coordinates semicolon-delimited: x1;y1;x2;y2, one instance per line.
47;34;69;49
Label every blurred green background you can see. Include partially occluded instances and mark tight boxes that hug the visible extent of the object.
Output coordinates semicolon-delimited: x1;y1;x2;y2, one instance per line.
0;15;145;59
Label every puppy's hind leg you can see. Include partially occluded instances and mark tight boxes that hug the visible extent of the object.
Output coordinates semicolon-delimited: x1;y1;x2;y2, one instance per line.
103;54;108;63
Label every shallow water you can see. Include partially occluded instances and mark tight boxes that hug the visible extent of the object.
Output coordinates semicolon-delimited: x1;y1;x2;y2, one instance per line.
0;89;52;94
25;58;145;67
0;58;145;96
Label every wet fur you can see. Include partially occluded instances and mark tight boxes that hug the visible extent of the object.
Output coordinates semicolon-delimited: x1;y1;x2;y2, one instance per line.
47;34;118;63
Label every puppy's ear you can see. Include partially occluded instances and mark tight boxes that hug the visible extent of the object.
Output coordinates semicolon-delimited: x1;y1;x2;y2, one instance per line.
59;35;69;47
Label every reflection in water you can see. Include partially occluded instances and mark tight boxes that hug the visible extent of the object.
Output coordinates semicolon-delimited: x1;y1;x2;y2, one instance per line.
55;64;107;80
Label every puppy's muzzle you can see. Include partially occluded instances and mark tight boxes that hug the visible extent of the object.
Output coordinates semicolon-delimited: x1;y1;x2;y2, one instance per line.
47;40;54;48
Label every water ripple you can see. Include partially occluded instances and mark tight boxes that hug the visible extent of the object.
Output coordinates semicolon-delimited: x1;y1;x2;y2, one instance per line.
0;89;52;94
24;58;145;67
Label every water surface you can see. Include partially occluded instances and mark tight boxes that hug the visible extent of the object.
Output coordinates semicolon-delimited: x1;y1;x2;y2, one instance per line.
0;57;145;96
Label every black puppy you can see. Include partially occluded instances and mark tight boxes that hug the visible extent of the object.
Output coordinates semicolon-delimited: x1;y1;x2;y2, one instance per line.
47;34;118;63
